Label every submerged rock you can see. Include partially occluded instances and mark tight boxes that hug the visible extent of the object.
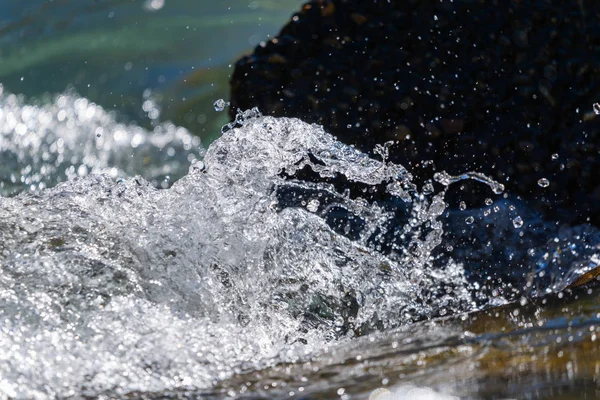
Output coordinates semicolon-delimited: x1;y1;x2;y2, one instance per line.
230;0;600;225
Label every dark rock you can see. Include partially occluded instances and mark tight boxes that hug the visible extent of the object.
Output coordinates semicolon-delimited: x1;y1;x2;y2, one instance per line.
230;0;600;225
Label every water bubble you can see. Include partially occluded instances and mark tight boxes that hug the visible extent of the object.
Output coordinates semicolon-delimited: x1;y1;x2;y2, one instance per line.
513;216;524;228
459;201;466;211
484;198;493;206
465;216;474;225
551;153;559;160
213;99;230;112
594;103;600;115
537;178;550;188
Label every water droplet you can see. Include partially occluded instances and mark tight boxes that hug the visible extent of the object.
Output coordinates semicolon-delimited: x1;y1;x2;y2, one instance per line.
422;182;434;195
513;216;524;228
433;171;451;186
484;198;493;206
551;153;559;160
428;198;445;216
537;178;550;188
594;103;600;115
459;201;467;211
144;0;165;11
465;216;474;225
306;199;320;213
213;99;230;112
189;160;205;173
491;183;505;195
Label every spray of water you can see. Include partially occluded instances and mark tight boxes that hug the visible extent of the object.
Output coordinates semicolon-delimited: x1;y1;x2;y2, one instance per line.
0;91;599;397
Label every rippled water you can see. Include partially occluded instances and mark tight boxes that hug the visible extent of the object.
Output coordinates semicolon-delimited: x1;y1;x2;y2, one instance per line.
2;2;600;399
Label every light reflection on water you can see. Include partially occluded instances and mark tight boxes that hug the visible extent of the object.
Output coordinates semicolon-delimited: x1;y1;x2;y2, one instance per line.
1;1;600;399
207;286;600;399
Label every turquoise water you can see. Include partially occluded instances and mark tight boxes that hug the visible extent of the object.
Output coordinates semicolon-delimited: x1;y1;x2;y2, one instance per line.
2;2;600;399
0;0;303;142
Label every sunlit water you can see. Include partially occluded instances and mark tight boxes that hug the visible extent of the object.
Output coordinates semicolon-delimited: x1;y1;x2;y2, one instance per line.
0;0;304;143
1;89;600;399
2;1;600;399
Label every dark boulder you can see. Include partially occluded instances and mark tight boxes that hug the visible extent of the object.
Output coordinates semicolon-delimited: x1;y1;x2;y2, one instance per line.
230;0;600;225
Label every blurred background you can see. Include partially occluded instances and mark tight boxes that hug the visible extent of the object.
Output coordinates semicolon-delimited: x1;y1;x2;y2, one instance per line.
0;0;303;144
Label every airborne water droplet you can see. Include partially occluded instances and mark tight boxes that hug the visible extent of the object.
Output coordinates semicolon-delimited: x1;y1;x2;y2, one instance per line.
593;102;600;115
422;181;434;195
465;216;474;225
433;171;451;186
551;153;559;160
459;201;467;211
513;216;524;228
213;99;230;112
491;183;505;195
537;178;550;188
484;198;493;206
306;199;320;213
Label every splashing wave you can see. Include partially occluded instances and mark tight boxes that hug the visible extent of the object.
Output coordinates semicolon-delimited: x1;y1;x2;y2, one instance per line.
0;87;202;196
0;92;599;397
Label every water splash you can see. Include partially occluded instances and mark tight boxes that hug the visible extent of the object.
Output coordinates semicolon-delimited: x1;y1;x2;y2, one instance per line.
0;110;475;397
0;90;202;196
433;171;505;195
213;98;230;112
1;94;599;397
220;106;262;133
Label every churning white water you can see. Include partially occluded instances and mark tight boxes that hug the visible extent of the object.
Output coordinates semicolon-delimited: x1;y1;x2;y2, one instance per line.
0;87;201;196
1;91;599;398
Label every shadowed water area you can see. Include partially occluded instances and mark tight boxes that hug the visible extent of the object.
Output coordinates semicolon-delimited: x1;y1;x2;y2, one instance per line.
1;1;600;399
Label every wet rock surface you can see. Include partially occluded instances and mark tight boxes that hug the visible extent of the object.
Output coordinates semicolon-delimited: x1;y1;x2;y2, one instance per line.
230;0;600;225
